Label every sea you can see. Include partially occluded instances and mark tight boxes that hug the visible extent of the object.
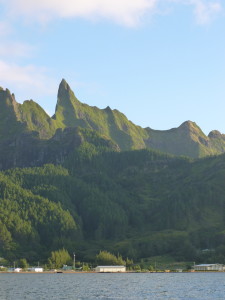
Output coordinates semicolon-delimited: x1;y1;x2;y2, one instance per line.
0;272;225;300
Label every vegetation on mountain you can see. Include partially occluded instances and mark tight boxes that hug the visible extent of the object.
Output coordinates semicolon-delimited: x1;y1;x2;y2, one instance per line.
1;80;225;267
1;80;225;159
0;146;225;265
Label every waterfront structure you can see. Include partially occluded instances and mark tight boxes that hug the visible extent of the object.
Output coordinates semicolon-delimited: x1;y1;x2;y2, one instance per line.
194;264;224;271
28;267;43;272
14;268;22;272
95;266;126;273
62;265;73;271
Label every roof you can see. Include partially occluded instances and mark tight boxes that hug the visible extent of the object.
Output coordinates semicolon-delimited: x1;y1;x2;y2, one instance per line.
195;264;222;267
96;266;125;268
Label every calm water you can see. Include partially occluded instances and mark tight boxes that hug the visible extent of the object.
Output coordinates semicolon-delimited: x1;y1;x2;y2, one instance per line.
0;273;225;300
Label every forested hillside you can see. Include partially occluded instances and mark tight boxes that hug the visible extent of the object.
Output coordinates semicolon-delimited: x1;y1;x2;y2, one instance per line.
1;144;225;264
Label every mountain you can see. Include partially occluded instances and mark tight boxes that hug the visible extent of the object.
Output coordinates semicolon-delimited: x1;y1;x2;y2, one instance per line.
1;80;225;164
146;121;225;158
53;79;148;150
0;87;56;140
52;79;225;158
1;80;225;265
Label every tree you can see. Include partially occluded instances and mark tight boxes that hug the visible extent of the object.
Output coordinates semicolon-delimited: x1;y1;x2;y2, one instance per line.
48;248;71;269
0;222;12;251
96;251;125;266
19;258;28;270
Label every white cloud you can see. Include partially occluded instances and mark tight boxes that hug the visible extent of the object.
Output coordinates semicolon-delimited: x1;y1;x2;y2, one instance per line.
3;0;158;27
190;0;222;24
169;0;222;24
0;21;12;36
0;42;34;58
1;0;222;27
0;60;56;101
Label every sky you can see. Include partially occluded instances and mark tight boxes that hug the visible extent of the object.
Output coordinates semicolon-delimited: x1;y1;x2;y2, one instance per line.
0;0;224;135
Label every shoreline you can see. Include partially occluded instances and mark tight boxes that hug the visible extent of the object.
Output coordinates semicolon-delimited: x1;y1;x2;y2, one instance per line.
0;270;224;274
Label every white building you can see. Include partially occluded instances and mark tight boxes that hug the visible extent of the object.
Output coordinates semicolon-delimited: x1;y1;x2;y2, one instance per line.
194;264;224;271
95;266;126;273
14;268;22;272
28;267;43;272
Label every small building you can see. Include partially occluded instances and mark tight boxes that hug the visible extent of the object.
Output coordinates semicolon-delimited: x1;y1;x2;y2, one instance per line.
14;268;22;272
194;264;224;271
28;267;43;272
62;265;73;271
95;266;126;273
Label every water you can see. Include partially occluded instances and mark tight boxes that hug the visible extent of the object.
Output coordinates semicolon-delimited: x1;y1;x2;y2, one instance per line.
0;273;225;300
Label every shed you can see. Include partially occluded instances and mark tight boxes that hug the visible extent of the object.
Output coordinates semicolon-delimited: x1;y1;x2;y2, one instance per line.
95;266;126;273
14;268;22;272
28;267;43;272
194;264;224;271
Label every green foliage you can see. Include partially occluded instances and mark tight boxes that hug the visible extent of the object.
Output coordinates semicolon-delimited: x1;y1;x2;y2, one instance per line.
82;263;90;271
19;258;28;269
148;265;155;271
0;166;77;260
48;248;71;269
0;221;13;251
133;264;141;271
96;250;125;266
125;257;134;269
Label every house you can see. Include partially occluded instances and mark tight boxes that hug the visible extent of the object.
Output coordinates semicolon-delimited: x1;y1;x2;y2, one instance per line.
28;267;43;272
95;266;126;273
194;264;224;271
14;268;22;272
62;265;73;271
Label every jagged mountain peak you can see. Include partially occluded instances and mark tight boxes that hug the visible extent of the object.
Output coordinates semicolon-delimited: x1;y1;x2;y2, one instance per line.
53;79;84;129
179;120;199;130
59;78;70;92
208;130;223;138
1;80;225;158
0;87;17;106
56;79;80;109
58;79;73;101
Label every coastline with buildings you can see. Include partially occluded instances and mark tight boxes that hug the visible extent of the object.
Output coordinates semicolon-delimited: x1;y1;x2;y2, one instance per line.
1;263;225;274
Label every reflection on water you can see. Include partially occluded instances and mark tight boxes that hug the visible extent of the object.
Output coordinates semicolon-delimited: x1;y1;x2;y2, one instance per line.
0;273;225;299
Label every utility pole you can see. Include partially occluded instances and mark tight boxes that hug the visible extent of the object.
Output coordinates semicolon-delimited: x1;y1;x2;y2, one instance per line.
73;252;76;271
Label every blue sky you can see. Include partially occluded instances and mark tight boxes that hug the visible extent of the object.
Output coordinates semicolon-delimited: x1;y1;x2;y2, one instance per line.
0;0;224;135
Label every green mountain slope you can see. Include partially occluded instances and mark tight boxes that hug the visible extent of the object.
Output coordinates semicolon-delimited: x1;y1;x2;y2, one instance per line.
0;165;77;259
53;79;148;150
1;80;225;159
0;88;25;139
53;79;225;157
1;148;225;263
19;100;57;139
146;121;225;158
0;87;57;140
0;124;118;170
